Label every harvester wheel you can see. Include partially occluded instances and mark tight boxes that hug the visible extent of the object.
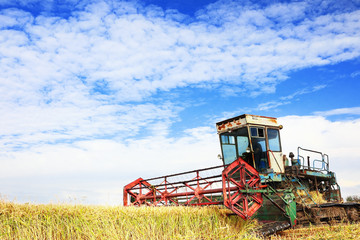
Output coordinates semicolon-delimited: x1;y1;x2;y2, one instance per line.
222;157;264;219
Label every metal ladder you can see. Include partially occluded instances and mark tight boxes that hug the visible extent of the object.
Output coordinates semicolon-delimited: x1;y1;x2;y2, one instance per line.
291;177;318;207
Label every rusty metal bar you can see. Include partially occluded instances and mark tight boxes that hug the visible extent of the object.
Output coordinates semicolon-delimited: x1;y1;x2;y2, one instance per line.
138;186;236;201
130;174;223;191
143;164;226;182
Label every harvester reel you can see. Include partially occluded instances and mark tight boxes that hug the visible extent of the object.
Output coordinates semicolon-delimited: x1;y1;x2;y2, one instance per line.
222;157;264;220
123;178;154;206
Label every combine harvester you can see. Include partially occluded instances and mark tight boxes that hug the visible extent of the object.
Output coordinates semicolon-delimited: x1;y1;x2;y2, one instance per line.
124;114;360;236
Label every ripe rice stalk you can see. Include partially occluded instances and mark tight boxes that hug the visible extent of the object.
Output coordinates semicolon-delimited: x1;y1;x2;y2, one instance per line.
0;199;261;240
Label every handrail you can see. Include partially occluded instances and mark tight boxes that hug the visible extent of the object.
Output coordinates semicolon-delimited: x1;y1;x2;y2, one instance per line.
297;147;329;172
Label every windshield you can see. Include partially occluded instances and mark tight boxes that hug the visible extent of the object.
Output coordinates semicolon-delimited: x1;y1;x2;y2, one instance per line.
220;127;250;165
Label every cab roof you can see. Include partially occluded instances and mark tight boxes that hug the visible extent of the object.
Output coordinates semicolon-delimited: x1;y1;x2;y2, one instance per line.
216;114;280;133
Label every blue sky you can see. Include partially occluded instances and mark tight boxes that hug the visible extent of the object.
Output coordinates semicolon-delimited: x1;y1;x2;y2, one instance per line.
0;0;359;204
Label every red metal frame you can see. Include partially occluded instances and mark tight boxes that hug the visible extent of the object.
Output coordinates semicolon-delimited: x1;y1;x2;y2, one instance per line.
123;165;225;207
222;158;264;219
123;178;154;206
123;157;264;219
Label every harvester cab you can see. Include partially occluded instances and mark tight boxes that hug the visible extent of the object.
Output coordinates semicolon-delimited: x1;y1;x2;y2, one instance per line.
216;114;284;173
124;114;360;236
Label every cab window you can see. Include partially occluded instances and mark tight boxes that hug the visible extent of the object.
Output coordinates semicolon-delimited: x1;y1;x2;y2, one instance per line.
221;135;237;164
267;128;281;152
251;127;264;137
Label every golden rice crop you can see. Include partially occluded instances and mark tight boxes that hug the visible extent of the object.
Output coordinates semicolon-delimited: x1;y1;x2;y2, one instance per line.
2;199;359;239
0;199;260;240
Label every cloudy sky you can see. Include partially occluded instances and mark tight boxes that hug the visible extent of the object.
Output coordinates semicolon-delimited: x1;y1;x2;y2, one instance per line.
0;0;359;205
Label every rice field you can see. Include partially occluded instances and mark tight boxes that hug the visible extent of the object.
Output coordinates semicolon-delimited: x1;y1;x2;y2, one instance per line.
0;200;259;240
1;199;359;239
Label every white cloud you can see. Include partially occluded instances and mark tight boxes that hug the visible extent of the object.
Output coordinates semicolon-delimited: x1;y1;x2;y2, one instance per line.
351;70;360;78
256;100;290;111
264;2;307;22
314;107;360;116
280;85;327;101
0;102;177;151
219;84;327;114
0;126;220;204
1;1;360;107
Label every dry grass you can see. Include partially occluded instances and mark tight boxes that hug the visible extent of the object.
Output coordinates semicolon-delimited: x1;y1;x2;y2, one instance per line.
0;200;260;240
